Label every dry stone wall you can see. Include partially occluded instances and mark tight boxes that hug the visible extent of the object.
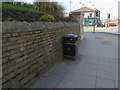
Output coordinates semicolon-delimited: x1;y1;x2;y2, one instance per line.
2;21;80;88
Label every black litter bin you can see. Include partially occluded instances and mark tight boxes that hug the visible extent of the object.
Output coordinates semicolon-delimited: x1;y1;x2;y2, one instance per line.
63;34;78;60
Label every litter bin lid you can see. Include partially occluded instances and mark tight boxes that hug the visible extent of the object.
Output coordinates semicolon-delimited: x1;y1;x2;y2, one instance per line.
64;34;78;38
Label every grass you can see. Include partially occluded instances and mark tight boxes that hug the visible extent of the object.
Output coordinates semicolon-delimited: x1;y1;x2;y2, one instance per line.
0;3;48;15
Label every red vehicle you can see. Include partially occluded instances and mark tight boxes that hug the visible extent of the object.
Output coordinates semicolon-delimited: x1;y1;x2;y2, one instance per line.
107;23;117;26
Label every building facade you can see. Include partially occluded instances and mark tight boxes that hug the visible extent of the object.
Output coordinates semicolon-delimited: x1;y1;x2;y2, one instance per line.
71;7;101;26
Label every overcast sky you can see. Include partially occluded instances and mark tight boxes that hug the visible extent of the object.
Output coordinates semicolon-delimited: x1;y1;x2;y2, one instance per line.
15;0;119;19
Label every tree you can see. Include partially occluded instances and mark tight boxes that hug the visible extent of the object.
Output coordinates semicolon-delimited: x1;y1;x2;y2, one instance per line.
34;1;64;20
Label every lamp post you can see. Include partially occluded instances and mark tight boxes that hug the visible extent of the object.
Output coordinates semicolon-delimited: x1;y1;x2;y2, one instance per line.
79;2;81;8
70;1;71;13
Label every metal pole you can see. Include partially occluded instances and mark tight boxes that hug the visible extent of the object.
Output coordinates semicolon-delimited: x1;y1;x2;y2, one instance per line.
93;11;95;33
93;21;95;33
79;2;81;8
107;14;108;28
70;1;71;13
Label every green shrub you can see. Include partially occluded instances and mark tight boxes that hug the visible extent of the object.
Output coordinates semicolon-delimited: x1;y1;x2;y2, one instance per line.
67;17;78;22
40;14;56;22
63;17;78;22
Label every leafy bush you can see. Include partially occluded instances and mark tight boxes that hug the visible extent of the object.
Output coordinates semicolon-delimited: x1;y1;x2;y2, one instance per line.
62;17;78;22
40;14;56;22
68;18;78;22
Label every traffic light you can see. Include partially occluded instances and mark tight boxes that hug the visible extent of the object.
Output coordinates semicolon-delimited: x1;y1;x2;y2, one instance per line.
95;10;99;16
107;14;110;18
96;12;98;16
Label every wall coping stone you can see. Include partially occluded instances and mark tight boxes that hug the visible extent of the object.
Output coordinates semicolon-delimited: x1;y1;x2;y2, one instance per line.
43;21;64;29
2;21;79;33
2;21;46;33
63;22;79;27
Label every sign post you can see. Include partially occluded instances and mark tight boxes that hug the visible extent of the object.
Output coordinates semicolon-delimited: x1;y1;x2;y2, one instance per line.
107;13;110;27
93;18;95;33
93;10;97;33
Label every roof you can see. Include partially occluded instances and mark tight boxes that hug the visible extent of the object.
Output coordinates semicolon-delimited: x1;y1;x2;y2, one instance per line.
71;7;95;13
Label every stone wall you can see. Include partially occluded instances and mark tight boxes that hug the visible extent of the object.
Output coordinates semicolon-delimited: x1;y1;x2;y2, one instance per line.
70;13;84;40
2;21;81;88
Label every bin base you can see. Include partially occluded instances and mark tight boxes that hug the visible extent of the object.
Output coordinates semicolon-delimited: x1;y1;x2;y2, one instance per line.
64;55;76;61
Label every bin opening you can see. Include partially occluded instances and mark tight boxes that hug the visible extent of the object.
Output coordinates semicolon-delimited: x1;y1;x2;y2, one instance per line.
63;34;78;43
64;34;78;38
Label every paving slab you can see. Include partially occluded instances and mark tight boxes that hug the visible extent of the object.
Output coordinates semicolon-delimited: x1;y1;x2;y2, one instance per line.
34;32;118;88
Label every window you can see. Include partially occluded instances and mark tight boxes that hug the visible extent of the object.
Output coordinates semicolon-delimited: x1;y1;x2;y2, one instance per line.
89;13;92;17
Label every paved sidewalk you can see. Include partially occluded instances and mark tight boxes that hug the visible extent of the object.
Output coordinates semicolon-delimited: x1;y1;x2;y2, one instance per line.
84;26;119;34
34;32;118;88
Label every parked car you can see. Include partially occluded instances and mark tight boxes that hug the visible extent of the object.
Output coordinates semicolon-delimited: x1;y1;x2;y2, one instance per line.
97;24;105;27
107;23;117;26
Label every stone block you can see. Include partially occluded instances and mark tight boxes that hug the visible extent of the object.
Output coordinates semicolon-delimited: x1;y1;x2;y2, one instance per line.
15;55;28;63
9;52;22;59
2;81;10;88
